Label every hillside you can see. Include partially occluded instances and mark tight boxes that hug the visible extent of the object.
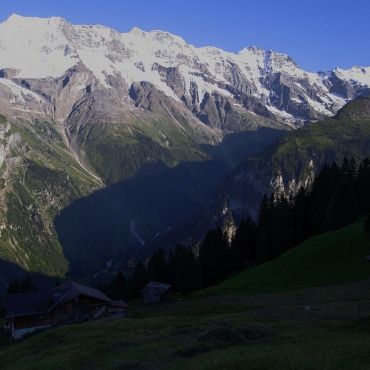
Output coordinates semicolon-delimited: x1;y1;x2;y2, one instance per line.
0;113;100;290
193;218;370;297
1;221;370;369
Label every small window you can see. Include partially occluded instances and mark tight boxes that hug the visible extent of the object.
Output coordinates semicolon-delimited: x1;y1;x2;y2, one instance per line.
60;308;67;316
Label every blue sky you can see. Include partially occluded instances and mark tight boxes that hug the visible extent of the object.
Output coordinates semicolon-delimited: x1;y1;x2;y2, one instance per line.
0;0;368;72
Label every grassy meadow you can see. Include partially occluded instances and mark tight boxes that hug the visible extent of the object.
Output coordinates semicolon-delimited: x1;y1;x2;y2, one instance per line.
1;220;370;369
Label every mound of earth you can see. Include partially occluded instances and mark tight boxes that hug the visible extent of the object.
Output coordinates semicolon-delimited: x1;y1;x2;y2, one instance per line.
196;322;278;345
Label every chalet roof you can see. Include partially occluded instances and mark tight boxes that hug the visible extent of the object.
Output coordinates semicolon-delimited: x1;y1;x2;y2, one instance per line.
4;282;113;318
142;282;171;300
4;291;54;318
112;300;129;308
53;282;113;306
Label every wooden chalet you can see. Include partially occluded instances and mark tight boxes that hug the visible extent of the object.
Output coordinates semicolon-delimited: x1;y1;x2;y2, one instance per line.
142;282;172;303
3;281;116;339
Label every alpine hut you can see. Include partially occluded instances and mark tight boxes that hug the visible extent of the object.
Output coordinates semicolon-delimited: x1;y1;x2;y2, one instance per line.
142;282;172;303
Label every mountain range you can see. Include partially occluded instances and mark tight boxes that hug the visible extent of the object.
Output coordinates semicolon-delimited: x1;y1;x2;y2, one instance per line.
0;14;369;288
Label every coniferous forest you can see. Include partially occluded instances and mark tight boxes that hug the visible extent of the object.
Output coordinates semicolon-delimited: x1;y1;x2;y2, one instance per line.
100;156;370;302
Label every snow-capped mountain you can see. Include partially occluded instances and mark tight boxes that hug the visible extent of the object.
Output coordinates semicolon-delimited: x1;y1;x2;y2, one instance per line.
0;13;369;128
0;14;369;288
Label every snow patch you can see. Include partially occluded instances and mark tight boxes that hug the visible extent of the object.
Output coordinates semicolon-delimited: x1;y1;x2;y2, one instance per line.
0;78;43;103
266;105;295;121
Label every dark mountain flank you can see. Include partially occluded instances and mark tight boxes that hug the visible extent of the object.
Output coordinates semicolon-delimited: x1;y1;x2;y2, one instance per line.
155;96;370;245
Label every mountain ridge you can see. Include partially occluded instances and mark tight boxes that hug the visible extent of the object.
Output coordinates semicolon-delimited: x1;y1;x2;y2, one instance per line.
0;14;369;286
1;14;369;128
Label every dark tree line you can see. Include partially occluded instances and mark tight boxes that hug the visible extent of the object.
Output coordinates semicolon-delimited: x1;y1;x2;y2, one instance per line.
253;157;370;264
198;157;370;286
99;244;202;301
7;275;37;294
102;157;370;301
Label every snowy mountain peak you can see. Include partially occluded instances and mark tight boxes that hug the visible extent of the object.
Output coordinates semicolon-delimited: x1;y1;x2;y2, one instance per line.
4;13;23;22
129;26;145;35
3;13;67;28
0;15;369;125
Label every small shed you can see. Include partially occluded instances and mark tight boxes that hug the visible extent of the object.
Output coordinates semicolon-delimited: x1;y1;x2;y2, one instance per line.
142;282;172;303
109;300;129;317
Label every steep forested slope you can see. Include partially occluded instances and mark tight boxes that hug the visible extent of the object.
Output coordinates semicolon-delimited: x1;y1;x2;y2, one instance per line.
156;96;370;246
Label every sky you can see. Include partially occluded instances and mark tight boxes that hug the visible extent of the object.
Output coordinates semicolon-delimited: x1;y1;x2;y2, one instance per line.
0;0;368;72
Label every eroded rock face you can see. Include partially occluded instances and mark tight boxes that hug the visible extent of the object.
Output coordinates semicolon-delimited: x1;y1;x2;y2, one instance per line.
129;81;165;111
151;63;185;99
0;68;21;79
11;62;100;121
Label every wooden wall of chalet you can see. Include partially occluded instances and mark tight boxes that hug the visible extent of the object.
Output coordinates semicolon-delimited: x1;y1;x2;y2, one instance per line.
50;295;109;324
13;312;52;330
51;300;75;324
8;294;111;338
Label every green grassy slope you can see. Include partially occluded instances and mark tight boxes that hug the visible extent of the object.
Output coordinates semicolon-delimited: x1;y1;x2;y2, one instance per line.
2;311;370;370
194;219;370;297
2;219;370;369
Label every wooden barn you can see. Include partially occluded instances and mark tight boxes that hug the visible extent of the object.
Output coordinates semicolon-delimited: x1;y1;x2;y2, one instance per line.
142;282;172;303
3;281;115;339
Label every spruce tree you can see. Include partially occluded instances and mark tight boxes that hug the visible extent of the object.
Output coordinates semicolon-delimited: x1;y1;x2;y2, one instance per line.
173;245;201;296
199;227;228;287
7;275;36;294
272;194;293;257
291;186;310;245
255;194;273;263
147;247;167;283
129;261;149;300
356;157;370;215
309;162;340;234
20;274;36;293
230;217;257;271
